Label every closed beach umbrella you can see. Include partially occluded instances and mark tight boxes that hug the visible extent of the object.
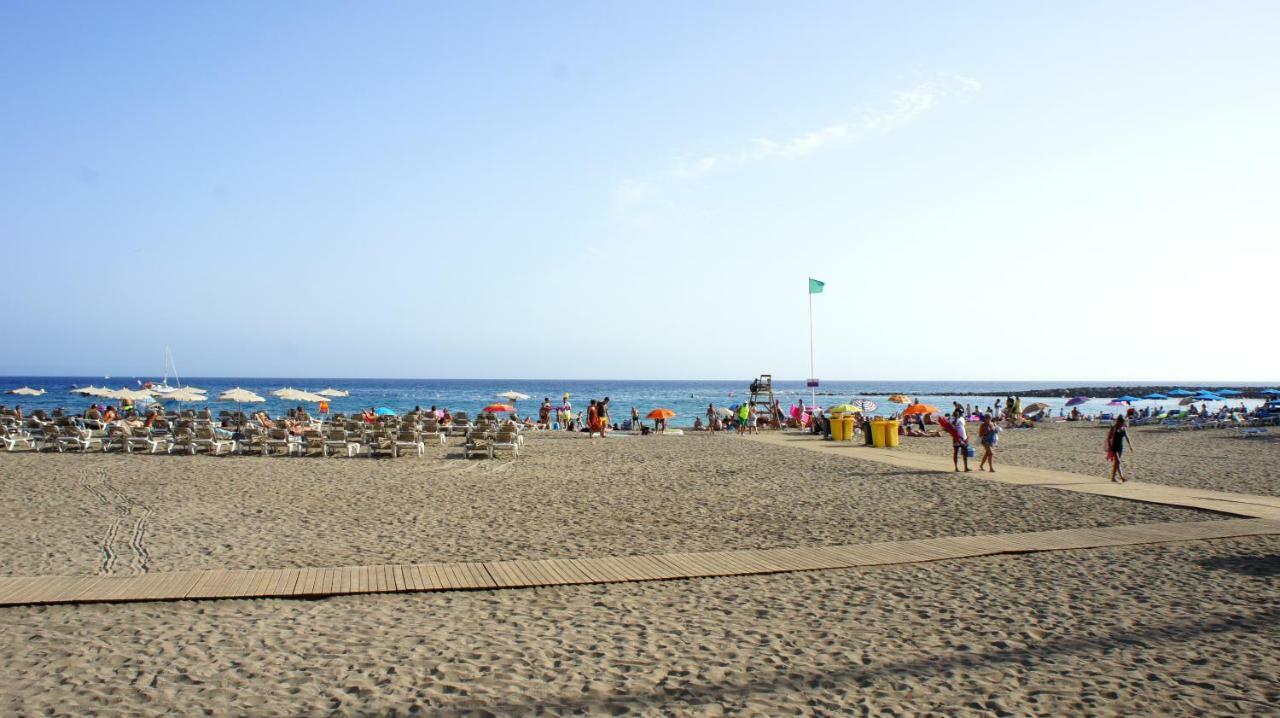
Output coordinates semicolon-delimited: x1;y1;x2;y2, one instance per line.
482;403;516;413
8;386;46;396
496;391;530;402
902;404;939;416
888;394;910;404
317;388;349;397
1167;389;1196;396
1065;396;1089;406
647;408;676;420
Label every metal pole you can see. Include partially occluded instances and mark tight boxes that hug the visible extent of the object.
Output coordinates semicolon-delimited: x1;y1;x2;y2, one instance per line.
809;290;815;408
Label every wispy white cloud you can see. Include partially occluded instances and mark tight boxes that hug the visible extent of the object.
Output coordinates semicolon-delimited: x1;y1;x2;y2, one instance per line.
672;74;981;179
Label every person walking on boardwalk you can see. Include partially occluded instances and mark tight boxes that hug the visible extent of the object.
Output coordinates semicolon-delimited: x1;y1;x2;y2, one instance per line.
1106;416;1134;482
978;414;1000;472
951;409;971;472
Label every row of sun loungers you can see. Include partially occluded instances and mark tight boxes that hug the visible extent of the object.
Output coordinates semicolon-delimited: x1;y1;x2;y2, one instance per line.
0;413;525;459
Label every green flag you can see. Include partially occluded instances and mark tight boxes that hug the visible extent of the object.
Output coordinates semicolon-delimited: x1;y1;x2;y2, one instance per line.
808;278;825;294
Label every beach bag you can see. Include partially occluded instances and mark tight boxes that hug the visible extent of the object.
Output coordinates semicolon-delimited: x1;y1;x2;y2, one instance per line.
964;445;976;458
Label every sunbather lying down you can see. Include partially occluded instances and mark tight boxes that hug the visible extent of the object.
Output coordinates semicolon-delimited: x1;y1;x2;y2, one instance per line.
904;427;942;437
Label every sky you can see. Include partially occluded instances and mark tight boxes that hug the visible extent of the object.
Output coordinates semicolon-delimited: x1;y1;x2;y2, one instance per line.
1;1;1277;381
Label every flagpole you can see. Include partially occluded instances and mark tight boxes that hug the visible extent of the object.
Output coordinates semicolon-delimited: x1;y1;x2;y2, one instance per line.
808;288;815;408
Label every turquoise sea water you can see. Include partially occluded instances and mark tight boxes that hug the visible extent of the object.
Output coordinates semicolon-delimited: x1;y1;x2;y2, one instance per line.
2;378;1271;427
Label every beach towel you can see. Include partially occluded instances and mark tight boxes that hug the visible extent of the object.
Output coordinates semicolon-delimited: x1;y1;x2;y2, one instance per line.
937;416;964;444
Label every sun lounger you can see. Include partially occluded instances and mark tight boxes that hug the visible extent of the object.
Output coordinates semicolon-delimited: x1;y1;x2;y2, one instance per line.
490;429;520;458
392;428;424;457
463;431;493;459
2;425;34;451
127;427;171;454
323;428;359;457
193;427;236;455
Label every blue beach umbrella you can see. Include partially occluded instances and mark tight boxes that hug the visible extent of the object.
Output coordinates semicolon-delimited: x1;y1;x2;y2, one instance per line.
1216;389;1242;396
1192;393;1225;402
1115;395;1143;402
375;407;397;416
1167;389;1196;396
1143;393;1169;400
1263;389;1280;395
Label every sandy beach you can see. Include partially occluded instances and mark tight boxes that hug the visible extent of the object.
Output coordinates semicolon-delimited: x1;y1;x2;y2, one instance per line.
896;420;1280;496
0;430;1276;714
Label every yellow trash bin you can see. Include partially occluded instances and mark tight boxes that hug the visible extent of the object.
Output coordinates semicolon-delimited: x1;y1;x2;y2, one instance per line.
842;415;858;441
884;419;900;447
832;413;851;441
871;420;888;447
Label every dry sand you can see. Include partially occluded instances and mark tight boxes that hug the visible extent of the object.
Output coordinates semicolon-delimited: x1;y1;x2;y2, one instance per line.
0;431;1276;715
895;420;1280;495
0;433;1209;577
1;536;1276;715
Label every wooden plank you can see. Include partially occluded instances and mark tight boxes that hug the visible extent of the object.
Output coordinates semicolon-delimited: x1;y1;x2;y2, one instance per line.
463;563;497;589
383;564;399;592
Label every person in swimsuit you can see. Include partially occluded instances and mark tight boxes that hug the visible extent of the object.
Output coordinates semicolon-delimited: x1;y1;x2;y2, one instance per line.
978;414;1000;472
1106;416;1134;482
587;399;600;439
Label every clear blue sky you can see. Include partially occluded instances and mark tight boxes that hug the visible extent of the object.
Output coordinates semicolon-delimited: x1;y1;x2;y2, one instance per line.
2;2;1276;381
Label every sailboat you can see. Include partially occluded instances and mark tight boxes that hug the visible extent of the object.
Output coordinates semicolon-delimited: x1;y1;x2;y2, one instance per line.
144;346;183;394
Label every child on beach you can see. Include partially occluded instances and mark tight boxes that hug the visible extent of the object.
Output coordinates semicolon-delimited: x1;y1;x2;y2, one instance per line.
1106;417;1134;482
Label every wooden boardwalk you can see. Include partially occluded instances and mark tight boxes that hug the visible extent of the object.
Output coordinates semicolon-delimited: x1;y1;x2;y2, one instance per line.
746;432;1280;521
3;432;1278;607
0;518;1275;607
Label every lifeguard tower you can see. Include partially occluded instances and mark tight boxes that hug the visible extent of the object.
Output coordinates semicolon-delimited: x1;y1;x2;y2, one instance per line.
749;374;775;419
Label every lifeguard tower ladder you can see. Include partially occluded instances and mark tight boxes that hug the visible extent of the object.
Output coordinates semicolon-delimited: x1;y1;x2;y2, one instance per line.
749;375;775;418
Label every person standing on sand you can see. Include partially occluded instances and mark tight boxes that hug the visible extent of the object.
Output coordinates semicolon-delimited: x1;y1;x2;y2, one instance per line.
1106;416;1134;482
951;409;971;472
539;398;551;429
630;406;639;431
598;397;610;435
587;400;600;439
737;403;750;435
978;414;1000;472
707;403;715;427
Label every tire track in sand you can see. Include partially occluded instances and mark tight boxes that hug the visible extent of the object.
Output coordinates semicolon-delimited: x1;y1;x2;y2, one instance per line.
82;467;153;575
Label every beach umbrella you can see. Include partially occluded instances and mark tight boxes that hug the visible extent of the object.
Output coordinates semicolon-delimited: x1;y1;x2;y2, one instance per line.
375;407;397;416
851;399;878;413
71;385;114;397
714;407;734;417
106;387;157;401
218;387;266;419
317;388;349;397
902;404;939;416
1178;397;1198;406
154;388;207;403
218;388;265;404
1115;395;1142;402
1216;389;1242;396
482;403;516;413
1107;400;1128;406
1193;393;1225;402
827;404;863;414
7;386;45;396
1263;389;1280;395
1167;389;1196;396
272;388;330;403
1143;393;1169;400
1065;396;1089;406
647;408;676;420
496;391;530;402
888;394;910;404
1023;402;1050;414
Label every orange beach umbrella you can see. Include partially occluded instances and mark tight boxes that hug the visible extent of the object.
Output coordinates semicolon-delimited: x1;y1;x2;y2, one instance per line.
902;404;939;416
482;403;516;413
646;408;676;420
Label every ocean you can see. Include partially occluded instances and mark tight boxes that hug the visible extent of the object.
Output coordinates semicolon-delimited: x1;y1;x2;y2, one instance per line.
2;377;1271;427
